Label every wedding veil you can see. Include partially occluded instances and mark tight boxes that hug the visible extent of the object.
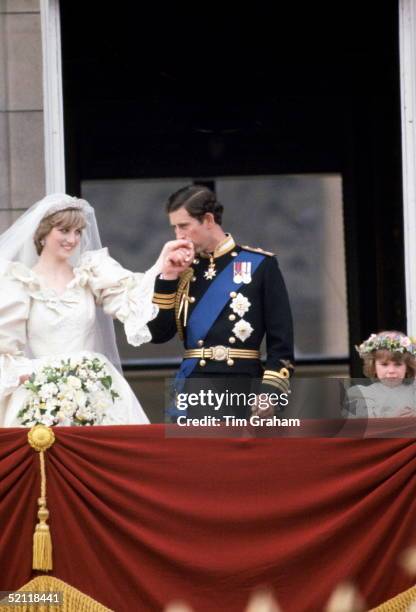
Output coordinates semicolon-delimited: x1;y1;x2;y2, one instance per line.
0;193;122;372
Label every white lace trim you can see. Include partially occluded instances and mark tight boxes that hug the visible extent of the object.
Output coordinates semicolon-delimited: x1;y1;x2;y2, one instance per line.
124;304;159;347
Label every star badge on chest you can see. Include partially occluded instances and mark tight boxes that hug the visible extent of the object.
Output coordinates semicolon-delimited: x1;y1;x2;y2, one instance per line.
204;268;216;280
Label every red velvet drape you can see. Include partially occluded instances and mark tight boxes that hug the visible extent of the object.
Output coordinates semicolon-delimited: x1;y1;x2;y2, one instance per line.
1;426;416;611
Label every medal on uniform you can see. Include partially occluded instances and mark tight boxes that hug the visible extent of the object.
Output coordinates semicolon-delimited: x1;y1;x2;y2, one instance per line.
242;262;252;284
233;262;243;284
204;255;216;280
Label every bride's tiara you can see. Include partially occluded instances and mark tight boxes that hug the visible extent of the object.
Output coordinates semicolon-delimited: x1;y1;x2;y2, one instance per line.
44;197;90;218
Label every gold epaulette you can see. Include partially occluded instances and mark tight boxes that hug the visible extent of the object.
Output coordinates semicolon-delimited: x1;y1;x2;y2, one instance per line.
175;268;194;340
241;245;275;257
153;291;176;309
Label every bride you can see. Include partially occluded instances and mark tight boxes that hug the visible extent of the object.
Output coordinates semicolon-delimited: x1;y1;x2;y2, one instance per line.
0;193;192;427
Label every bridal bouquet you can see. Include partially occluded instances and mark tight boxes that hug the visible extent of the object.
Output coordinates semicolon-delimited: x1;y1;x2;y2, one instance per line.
17;356;119;427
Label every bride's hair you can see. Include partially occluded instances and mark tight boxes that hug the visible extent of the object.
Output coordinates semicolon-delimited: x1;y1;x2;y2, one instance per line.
34;208;87;255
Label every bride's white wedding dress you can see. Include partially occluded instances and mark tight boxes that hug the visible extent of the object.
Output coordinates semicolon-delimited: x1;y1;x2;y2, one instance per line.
0;248;159;426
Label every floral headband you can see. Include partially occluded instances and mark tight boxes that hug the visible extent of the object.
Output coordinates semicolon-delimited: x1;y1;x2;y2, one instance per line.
356;333;416;358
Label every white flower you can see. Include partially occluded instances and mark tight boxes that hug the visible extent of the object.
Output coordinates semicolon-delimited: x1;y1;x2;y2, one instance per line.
75;408;92;422
230;293;251;317
45;398;58;412
67;375;82;389
25;407;35;420
58;387;76;402
75;389;87;408
60;398;75;415
70;357;81;369
39;382;58;400
56;413;71;425
85;380;99;393
35;373;47;385
78;368;89;380
232;319;254;342
41;414;55;427
90;390;110;413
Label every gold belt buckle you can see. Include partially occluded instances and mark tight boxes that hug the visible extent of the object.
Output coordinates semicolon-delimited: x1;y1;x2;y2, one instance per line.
211;345;229;361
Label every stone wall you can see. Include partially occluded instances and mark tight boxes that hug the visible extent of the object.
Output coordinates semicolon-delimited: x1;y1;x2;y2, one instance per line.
0;0;45;231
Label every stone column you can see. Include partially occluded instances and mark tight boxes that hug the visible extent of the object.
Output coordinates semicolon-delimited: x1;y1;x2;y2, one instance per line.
0;0;45;231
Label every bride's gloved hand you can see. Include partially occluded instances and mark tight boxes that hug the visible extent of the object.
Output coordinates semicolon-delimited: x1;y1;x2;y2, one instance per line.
159;240;194;280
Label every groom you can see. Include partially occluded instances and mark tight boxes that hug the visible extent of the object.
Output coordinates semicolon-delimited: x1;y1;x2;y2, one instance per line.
151;184;294;421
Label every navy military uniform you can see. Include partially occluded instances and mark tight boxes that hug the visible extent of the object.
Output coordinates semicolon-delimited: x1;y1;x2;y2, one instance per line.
148;235;294;419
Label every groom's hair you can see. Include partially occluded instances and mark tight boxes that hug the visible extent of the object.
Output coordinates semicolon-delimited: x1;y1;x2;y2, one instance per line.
166;185;224;225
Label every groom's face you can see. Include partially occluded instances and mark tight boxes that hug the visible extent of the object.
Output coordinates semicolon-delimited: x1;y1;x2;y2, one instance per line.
169;207;211;253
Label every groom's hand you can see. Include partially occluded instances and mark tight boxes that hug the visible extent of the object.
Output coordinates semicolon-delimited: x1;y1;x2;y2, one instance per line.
251;395;275;418
161;240;194;280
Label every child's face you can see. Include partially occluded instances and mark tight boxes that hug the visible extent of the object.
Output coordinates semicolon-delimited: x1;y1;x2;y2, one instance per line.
375;359;407;386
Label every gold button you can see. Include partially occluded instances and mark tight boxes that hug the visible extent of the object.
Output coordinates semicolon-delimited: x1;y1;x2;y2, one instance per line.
230;291;237;298
227;359;234;366
229;314;236;321
231;251;238;257
229;337;236;344
191;276;196;282
197;339;204;347
189;296;196;303
199;359;206;367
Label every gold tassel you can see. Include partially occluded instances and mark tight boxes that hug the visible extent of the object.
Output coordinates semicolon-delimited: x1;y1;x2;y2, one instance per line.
33;452;52;570
28;425;56;572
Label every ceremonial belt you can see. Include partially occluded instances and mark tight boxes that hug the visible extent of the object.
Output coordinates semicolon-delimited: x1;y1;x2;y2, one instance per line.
184;347;260;361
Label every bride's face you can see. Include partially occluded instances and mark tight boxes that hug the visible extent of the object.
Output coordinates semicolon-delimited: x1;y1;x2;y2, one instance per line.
43;225;82;260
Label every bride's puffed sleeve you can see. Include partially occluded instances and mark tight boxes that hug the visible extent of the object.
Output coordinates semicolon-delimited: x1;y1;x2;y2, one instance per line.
75;248;162;347
0;265;31;400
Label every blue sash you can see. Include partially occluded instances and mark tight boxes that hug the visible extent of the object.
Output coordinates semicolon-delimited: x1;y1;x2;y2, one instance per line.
167;250;265;420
